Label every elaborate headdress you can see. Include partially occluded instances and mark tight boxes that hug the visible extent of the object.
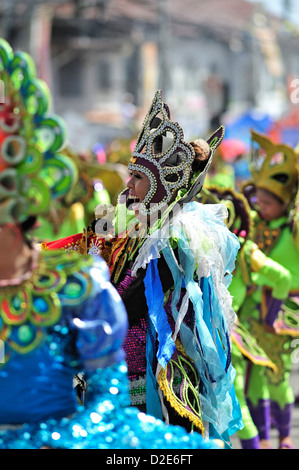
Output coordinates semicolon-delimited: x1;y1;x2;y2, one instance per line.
248;130;298;204
120;90;224;216
0;38;77;227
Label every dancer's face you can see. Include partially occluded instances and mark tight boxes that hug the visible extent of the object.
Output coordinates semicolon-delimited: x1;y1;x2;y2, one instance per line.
256;188;288;221
126;170;151;216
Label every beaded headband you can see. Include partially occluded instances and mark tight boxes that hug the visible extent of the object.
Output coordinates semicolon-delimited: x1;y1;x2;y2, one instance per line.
0;38;77;226
249;130;298;204
121;89;224;216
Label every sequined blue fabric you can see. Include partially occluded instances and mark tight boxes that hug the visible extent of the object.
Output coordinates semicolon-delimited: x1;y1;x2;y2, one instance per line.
0;251;219;449
0;362;218;449
0;253;127;424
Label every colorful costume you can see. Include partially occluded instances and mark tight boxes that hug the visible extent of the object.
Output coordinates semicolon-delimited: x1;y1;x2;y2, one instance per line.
238;131;299;448
1;249;219;450
0;39;220;450
46;90;243;447
231;238;295;448
200;186;281;448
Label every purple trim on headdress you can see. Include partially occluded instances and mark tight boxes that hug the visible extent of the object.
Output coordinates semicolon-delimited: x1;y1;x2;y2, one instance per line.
206;126;225;146
130;155;169;206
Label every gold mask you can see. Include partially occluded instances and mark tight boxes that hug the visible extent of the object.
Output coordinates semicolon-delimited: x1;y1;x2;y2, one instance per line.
250;130;298;204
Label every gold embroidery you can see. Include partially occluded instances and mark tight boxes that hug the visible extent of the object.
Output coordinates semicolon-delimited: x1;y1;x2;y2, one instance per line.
157;340;205;435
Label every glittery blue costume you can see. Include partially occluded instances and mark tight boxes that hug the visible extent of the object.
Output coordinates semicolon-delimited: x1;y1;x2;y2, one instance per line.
0;249;218;449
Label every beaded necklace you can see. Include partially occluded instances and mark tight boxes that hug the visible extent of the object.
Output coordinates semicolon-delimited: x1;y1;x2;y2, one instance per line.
102;223;148;284
254;220;286;254
105;198;181;284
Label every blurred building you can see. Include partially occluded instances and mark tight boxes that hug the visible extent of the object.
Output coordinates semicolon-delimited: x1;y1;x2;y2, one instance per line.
1;0;299;150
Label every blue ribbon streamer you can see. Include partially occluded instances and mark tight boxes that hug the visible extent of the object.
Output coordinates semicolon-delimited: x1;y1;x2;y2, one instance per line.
161;222;242;439
145;317;164;420
143;258;176;370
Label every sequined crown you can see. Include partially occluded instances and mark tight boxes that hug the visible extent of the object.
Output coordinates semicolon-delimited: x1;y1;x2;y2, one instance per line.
0;38;77;226
126;89;224;216
250;130;298;204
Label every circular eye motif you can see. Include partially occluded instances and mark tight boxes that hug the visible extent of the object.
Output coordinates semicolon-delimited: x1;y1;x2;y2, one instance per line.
24;177;50;215
7;324;44;354
24;78;50;116
0;39;14;71
1;135;26;165
59;272;92;306
0;110;20;133
0;290;30;325
0;168;17;194
10;51;36;90
40;154;77;199
35;115;66;153
18;146;43;175
32;268;67;294
31;293;62;327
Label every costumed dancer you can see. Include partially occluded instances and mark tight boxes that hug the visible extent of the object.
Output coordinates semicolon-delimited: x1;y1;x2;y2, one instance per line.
200;186;291;449
238;130;299;449
0;39;220;450
45;90;243;447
